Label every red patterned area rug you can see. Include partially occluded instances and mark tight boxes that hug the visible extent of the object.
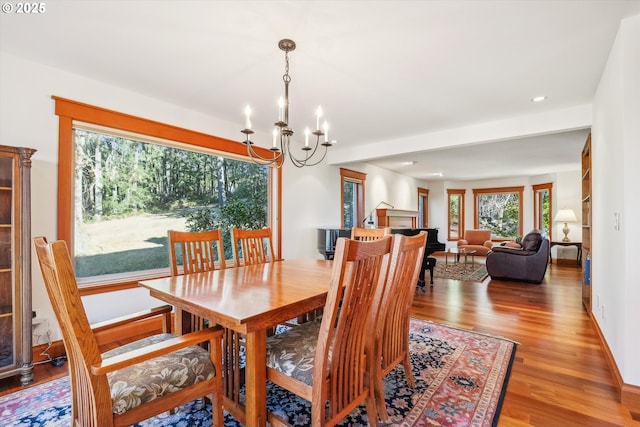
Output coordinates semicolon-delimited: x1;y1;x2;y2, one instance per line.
0;319;516;426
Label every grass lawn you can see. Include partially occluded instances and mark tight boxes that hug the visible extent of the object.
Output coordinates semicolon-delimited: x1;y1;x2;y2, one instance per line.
75;211;187;277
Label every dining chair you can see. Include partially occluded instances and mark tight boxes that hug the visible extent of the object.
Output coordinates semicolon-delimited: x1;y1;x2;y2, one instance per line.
350;226;391;241
231;227;275;266
168;229;226;333
168;229;226;274
265;236;393;427
33;237;224;427
372;231;427;422
167;229;243;401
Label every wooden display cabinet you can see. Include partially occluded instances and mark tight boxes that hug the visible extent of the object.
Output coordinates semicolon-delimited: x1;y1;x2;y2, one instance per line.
0;145;35;385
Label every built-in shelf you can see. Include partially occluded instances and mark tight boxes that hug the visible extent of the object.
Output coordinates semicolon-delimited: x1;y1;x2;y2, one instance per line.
581;134;592;311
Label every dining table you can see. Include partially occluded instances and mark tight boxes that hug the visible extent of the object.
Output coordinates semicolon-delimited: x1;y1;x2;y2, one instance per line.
138;258;333;427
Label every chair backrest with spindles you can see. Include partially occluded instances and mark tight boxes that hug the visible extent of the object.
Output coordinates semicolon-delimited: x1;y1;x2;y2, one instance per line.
34;237;114;425
168;229;226;275
231;228;275;266
350;227;391;241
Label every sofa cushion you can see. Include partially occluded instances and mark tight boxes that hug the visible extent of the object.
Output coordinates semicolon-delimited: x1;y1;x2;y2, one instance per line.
521;232;542;251
503;241;521;248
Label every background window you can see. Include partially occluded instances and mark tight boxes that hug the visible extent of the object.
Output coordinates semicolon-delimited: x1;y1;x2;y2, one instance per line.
473;186;524;239
340;168;365;229
533;183;553;240
418;187;429;227
447;189;465;240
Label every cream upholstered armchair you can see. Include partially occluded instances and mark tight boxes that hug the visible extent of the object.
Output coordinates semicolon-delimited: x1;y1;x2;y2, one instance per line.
457;229;494;256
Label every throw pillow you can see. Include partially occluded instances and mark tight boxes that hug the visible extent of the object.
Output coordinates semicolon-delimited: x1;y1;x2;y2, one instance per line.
522;233;542;251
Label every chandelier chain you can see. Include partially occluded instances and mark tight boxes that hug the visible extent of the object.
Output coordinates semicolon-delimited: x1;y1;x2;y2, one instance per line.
283;51;291;84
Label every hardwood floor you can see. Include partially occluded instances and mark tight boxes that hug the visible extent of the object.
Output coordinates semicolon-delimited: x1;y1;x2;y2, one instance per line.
1;258;638;426
411;258;639;427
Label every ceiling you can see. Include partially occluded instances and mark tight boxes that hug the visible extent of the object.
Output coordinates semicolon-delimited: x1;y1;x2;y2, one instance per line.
2;1;639;180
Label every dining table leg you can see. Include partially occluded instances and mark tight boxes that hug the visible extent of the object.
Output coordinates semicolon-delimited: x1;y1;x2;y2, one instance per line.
244;329;267;427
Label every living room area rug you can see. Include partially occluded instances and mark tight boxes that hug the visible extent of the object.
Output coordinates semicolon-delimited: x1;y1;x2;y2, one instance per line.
434;261;489;282
0;318;516;427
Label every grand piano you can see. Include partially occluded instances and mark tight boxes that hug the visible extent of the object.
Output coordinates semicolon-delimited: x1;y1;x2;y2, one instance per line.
317;226;445;290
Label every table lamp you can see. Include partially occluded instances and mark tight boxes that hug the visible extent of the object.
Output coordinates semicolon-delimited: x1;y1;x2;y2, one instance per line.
554;209;577;242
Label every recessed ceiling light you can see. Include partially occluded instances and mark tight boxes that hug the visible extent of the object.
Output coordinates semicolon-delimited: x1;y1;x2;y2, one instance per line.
401;161;417;166
531;95;547;102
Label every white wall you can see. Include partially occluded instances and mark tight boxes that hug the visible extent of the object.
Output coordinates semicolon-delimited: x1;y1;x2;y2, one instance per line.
592;14;640;387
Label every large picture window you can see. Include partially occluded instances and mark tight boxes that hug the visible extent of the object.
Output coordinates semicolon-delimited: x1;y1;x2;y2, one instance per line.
473;186;524;239
54;97;280;293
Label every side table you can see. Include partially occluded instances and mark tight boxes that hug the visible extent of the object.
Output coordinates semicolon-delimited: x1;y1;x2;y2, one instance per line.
549;241;582;266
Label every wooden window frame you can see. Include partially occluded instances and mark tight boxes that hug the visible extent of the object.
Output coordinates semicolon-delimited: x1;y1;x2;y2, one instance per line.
473;186;524;239
53;96;282;295
340;168;366;229
533;182;553;241
447;189;465;241
417;187;429;227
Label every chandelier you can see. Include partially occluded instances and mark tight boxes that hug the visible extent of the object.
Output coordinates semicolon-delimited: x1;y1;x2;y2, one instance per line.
241;39;336;168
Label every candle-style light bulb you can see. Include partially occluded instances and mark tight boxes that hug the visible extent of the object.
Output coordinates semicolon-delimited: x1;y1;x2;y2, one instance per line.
315;106;323;131
278;97;285;122
305;127;310;147
244;105;252;130
323;121;329;143
272;127;278;148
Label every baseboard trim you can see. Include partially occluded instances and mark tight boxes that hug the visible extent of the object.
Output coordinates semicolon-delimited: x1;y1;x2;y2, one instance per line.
589;310;640;413
32;316;166;364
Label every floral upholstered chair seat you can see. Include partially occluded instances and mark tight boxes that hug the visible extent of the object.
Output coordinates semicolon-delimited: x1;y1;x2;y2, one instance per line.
102;333;216;415
266;319;326;385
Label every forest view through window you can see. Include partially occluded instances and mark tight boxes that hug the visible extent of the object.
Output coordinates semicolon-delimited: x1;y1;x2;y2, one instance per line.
474;187;523;239
74;128;269;279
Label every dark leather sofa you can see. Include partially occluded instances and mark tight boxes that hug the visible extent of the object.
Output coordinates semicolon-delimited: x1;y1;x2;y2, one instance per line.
485;231;550;284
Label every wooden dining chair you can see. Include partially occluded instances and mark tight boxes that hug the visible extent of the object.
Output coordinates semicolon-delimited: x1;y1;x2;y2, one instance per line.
168;229;226;274
265;236;393;427
167;229;243;402
350;226;391;241
168;229;226;334
372;231;427;422
33;237;224;427
231;227;275;266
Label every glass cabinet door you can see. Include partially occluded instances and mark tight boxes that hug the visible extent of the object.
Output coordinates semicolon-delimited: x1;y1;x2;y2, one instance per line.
0;154;15;369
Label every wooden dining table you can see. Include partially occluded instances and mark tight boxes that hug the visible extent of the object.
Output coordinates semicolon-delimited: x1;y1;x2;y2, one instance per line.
138;258;333;427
